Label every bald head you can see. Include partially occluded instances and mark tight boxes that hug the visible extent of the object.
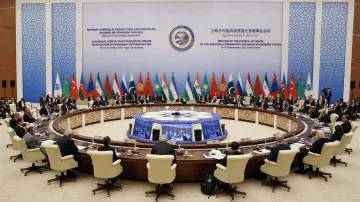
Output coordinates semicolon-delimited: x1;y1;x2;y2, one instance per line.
14;112;21;119
25;108;30;113
316;130;325;139
159;135;167;142
275;133;284;144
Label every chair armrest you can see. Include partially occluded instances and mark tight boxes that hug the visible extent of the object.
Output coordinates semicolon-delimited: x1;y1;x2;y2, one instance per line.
264;159;277;166
27;148;40;152
146;163;150;170
308;152;321;157
112;159;121;167
216;164;227;171
171;164;177;171
61;155;74;161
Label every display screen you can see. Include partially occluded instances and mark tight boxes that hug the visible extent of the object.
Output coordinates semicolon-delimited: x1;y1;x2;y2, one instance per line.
162;124;193;141
133;120;153;139
202;120;223;139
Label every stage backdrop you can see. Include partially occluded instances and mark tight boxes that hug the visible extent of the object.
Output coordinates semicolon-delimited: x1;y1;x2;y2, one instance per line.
82;2;283;96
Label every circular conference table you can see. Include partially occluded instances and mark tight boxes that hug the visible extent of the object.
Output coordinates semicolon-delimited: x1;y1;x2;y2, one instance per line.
42;104;329;182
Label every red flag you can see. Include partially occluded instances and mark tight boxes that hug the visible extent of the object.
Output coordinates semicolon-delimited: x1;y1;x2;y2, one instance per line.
210;72;219;97
219;72;227;95
144;72;153;95
104;74;112;99
70;73;79;100
281;75;289;99
254;74;262;97
137;72;144;95
289;73;297;98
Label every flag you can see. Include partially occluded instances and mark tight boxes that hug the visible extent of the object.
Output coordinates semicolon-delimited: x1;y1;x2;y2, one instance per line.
112;72;120;97
54;72;62;96
297;74;306;100
193;72;201;100
137;72;144;95
219;72;227;95
96;72;103;96
245;73;253;96
236;72;245;96
201;72;209;95
289;73;297;98
254;74;262;97
184;72;194;101
153;73;161;95
169;72;178;101
305;72;313;98
128;72;135;94
270;72;279;98
227;73;235;96
103;74;112;100
87;72;98;97
262;73;270;96
210;72;219;97
161;72;170;100
70;73;79;100
62;75;70;97
120;72;129;95
145;72;153;95
280;73;288;99
78;72;87;100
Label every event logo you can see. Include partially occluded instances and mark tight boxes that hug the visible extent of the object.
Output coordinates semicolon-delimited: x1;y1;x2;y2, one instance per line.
203;84;208;90
169;26;195;51
220;84;226;91
138;84;144;90
154;84;160;90
306;84;312;91
55;83;61;90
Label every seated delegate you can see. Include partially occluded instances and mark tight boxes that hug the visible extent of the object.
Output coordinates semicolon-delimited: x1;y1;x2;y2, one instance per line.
98;136;119;163
341;114;352;133
267;134;290;163
13;118;26;138
151;135;176;165
221;141;243;167
329;125;344;142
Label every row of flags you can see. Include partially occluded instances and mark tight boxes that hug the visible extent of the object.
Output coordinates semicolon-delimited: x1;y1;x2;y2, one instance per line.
53;72;314;102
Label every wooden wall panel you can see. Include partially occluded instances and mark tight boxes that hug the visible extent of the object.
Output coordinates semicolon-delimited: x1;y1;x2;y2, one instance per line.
350;1;360;100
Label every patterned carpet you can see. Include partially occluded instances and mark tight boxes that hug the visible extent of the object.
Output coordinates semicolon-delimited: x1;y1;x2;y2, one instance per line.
1;120;360;202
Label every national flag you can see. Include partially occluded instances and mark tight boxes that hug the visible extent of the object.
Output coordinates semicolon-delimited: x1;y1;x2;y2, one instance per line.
254;74;262;97
128;72;135;94
54;72;62;97
96;72;103;96
262;73;270;96
201;72;209;95
193;72;201;100
137;72;144;95
219;72;227;95
289;73;297;98
153;73;161;95
103;74;112;100
305;72;313;98
297;74;306;100
70;73;79;100
144;72;153;95
169;72;178;101
87;72;98;97
78;72;87;100
236;72;245;96
280;73;288;99
62;75;70;97
184;72;194;101
270;72;279;98
210;72;219;97
227;73;235;96
120;72;129;95
161;72;170;100
112;72;120;98
245;73;253;96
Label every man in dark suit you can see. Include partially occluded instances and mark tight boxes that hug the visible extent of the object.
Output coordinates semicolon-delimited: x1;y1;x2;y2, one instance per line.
316;96;325;110
295;130;329;174
267;134;290;163
221;141;243;167
160;93;167;103
114;93;121;105
56;95;63;105
99;93;108;106
286;102;293;115
275;94;284;111
205;93;211;103
10;113;22;128
98;136;119;163
13;118;26;138
339;99;347;112
61;100;70;115
92;98;101;108
39;94;46;107
23;108;35;123
261;98;269;110
17;98;26;112
287;95;294;105
151;93;158;103
322;87;332;107
121;93;127;105
341;115;352;133
151;135;176;164
233;97;244;107
88;94;95;102
175;95;187;104
39;102;51;117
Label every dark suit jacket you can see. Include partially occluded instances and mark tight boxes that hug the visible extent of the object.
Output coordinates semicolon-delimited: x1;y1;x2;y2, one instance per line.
310;138;329;154
267;144;290;162
175;98;187;104
341;121;352;133
262;101;269;110
39;97;46;106
56;136;79;157
61;104;69;115
23;113;35;123
98;146;119;162
88;96;95;101
221;151;244;167
39;106;51;116
151;142;176;164
10;117;17;128
287;105;294;115
92;100;101;108
13;125;25;138
330;131;344;142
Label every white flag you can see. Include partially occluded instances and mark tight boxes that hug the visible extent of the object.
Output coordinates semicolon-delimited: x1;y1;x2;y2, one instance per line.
305;72;313;98
54;72;62;96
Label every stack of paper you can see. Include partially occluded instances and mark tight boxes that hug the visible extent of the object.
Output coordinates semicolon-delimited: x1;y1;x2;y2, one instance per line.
291;143;305;149
42;140;56;145
76;146;87;150
252;149;270;154
323;127;331;132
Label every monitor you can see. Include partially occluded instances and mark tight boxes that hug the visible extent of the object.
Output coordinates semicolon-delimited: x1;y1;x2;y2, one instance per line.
132;120;153;139
162;124;193;141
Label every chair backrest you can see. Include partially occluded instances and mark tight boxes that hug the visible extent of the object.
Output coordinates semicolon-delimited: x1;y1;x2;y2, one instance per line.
351;123;358;133
244;97;250;105
335;132;354;155
4;118;11;128
88;101;94;108
25;102;32;110
330;114;339;125
13;135;34;161
146;154;175;184
42;144;64;170
276;149;299;175
317;141;340;166
225;154;253;183
57;104;62;113
6;128;19;149
298;100;305;108
9;103;16;112
88;151;121;179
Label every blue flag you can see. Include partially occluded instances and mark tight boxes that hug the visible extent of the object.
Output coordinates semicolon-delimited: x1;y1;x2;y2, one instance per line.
201;72;209;95
153;73;161;95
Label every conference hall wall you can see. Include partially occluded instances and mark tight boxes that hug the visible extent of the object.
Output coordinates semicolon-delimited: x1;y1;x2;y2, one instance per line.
16;0;354;103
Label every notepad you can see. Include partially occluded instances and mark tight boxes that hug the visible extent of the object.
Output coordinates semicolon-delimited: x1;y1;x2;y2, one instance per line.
77;146;87;150
42;140;56;145
203;153;225;160
291;143;305;150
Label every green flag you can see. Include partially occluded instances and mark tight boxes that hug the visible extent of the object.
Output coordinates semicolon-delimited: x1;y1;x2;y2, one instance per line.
62;75;70;97
227;73;235;96
129;72;136;94
297;74;306;100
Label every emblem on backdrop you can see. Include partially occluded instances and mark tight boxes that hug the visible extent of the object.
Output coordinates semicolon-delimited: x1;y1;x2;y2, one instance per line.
169;26;195;51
